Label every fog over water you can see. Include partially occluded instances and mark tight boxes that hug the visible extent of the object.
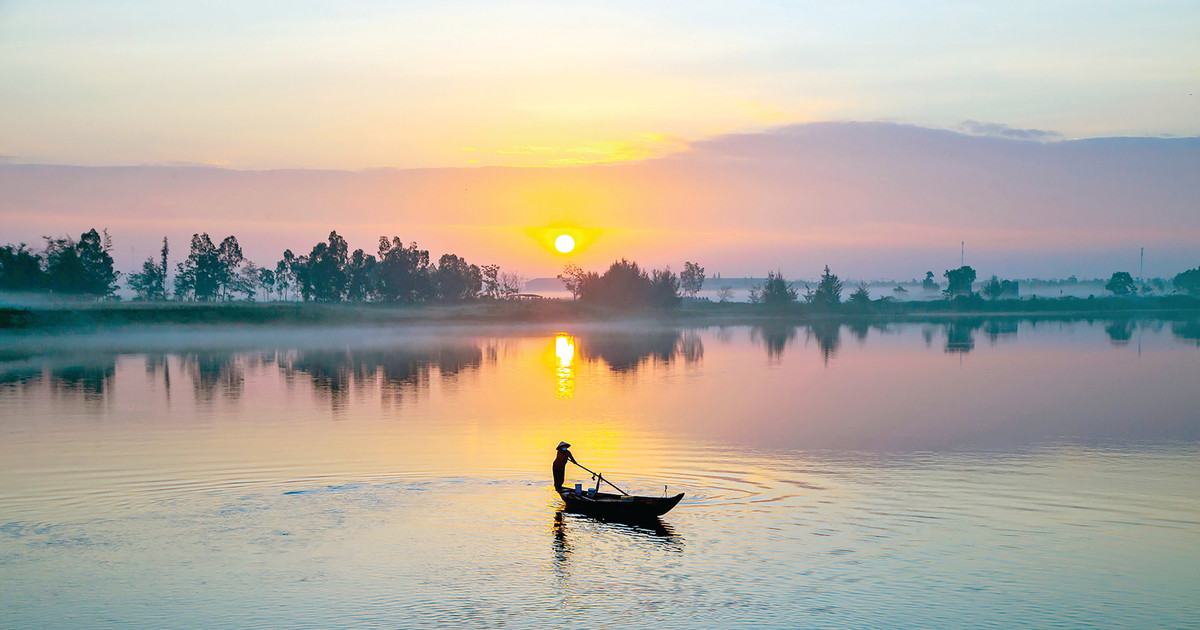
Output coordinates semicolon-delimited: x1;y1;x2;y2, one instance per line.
2;320;1198;628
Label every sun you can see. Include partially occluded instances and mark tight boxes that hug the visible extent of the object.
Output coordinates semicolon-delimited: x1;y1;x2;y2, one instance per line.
554;234;576;253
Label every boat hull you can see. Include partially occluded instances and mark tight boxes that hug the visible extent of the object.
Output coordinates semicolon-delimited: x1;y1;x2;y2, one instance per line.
559;489;684;519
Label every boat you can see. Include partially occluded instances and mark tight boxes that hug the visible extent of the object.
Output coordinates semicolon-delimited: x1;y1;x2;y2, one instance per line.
558;488;684;520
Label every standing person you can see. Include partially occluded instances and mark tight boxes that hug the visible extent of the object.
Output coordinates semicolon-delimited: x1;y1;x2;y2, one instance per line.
552;441;576;492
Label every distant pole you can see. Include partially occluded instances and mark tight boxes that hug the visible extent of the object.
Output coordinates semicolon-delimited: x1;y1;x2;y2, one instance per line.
1139;247;1144;282
961;241;964;267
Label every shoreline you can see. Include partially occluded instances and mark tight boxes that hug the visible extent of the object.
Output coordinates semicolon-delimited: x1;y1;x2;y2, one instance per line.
2;295;1199;332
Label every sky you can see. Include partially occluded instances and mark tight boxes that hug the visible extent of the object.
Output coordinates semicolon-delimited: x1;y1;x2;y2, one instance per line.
1;1;1198;280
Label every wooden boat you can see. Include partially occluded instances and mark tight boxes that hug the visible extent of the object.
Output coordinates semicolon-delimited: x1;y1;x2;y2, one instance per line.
558;488;684;519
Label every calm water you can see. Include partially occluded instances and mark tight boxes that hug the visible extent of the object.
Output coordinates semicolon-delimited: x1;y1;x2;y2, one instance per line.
2;318;1199;629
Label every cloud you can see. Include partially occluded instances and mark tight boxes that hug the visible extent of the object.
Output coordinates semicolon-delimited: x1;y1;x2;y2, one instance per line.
956;120;1063;142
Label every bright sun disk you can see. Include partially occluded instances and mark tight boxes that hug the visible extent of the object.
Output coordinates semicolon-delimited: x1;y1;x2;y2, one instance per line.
554;234;575;253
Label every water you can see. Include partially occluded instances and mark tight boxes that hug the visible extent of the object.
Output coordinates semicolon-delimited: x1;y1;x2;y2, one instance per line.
2;318;1199;628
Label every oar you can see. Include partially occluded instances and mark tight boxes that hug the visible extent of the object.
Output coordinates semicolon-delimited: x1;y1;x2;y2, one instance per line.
570;460;630;496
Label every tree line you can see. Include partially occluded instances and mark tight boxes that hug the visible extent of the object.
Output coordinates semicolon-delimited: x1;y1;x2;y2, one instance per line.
0;229;523;303
3;229;1199;305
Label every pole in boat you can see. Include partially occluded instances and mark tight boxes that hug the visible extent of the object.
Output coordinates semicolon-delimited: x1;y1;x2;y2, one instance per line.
570;460;630;496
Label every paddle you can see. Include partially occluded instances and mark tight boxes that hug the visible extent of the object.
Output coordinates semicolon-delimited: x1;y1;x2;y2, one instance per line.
570;460;630;496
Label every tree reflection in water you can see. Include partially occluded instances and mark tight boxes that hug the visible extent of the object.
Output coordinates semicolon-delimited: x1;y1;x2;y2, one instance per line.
49;362;115;401
276;343;484;409
807;321;841;365
1173;319;1200;346
1104;318;1135;345
984;319;1019;345
180;352;250;402
574;329;701;372
751;323;796;361
944;318;981;354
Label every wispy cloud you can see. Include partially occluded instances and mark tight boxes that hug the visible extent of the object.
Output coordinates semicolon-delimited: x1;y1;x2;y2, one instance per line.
956;120;1062;142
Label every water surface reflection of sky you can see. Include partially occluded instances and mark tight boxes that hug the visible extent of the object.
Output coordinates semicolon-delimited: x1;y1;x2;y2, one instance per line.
1;320;1198;628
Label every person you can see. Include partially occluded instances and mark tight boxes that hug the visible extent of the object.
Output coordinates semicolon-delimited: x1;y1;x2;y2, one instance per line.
552;441;576;492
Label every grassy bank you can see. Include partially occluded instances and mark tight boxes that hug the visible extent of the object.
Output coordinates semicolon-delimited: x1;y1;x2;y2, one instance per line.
2;294;1199;331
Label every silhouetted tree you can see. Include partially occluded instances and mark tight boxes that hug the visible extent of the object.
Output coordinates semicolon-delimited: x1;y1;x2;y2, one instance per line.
298;231;350;302
761;270;797;306
558;264;594;301
1172;266;1200;296
346;248;377;302
981;275;1003;300
649;267;681;309
128;236;169;300
216;236;246;300
175;233;221;300
481;264;502;299
376;236;433;303
848;283;872;310
715;286;734;303
943;265;976;297
580;259;647;307
922;271;939;292
434;253;482;301
0;244;48;291
276;250;297;300
806;265;842;309
1105;271;1135;296
257;267;276;301
44;229;119;297
498;270;523;297
680;261;705;298
233;261;260;300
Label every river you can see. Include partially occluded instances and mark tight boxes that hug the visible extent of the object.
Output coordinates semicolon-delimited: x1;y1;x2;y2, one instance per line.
2;318;1198;628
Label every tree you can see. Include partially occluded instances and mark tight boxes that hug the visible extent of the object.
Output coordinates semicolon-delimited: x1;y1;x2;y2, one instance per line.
232;261;260;300
275;250;297;300
216;236;245;300
806;265;842;309
481;264;502;299
1172;267;1200;296
557;264;593;300
128;260;166;300
128;237;169;300
574;259;680;310
680;261;705;298
922;271;939;292
849;283;872;309
257;267;276;301
648;267;681;309
345;248;377;302
715;286;734;303
761;270;797;306
302;231;350;302
175;233;221;300
943;265;976;297
981;275;1003;300
0;244;48;291
434;253;482;301
43;229;119;297
1105;271;1135;296
498;270;523;297
580;259;648;307
376;236;433;303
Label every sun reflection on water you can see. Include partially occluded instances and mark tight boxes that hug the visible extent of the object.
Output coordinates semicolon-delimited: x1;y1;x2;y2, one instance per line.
554;334;575;400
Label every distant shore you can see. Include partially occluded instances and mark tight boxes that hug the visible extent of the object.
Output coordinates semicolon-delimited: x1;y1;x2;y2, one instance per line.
2;295;1199;331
